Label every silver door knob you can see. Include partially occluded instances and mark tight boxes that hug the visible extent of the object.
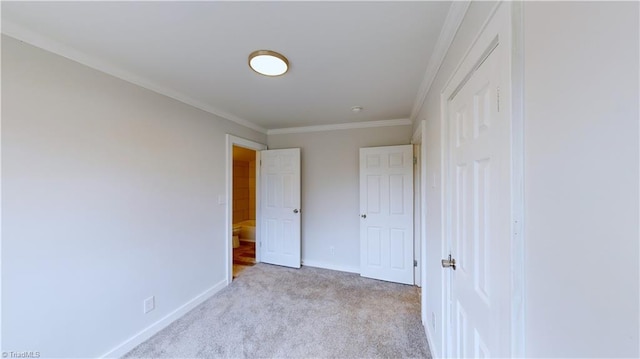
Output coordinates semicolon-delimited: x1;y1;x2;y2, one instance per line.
293;209;299;213
361;214;367;218
441;254;456;270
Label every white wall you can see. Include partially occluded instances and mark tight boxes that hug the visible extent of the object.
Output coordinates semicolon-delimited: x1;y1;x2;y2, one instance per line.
1;35;266;357
5;1;638;357
416;1;639;357
414;2;498;356
523;2;639;357
268;126;412;272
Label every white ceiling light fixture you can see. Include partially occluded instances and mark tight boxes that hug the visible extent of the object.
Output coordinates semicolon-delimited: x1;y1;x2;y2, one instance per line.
248;50;289;77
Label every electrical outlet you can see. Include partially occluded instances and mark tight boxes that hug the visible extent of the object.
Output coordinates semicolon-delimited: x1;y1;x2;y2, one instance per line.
432;312;436;330
144;296;155;314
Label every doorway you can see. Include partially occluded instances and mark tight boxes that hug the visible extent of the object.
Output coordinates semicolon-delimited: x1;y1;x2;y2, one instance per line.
225;135;267;284
232;145;257;278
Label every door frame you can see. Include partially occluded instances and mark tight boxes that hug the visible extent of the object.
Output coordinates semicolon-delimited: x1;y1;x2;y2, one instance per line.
439;2;524;356
415;120;430;331
225;134;267;284
412;125;423;288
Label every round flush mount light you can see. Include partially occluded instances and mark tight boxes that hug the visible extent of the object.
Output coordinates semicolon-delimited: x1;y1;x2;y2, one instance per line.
248;50;289;76
351;106;363;113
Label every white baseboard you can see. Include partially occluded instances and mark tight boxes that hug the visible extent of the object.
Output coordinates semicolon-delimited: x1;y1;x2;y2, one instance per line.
101;279;228;358
301;259;360;274
424;321;440;359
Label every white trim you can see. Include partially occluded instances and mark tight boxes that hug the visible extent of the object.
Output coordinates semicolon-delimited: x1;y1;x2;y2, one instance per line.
301;259;360;274
1;22;268;135
440;2;502;100
420;119;429;341
226;135;267;284
439;89;451;359
267;118;411;135
409;1;471;123
100;279;227;358
439;2;524;357
509;2;526;356
411;121;423;144
0;0;3;346
413;143;422;287
425;320;440;359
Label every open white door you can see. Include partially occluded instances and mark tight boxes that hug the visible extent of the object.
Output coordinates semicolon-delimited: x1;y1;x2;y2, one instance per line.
260;148;301;268
359;145;413;284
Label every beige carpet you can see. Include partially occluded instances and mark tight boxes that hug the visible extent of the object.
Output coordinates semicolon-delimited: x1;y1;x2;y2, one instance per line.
124;263;431;358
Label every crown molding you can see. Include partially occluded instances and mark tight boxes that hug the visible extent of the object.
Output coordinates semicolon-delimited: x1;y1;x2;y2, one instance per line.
1;21;268;134
409;1;471;122
267;118;412;135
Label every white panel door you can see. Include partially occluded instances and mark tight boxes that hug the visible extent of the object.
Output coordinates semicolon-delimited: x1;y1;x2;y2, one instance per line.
446;18;512;358
260;148;301;268
360;145;413;284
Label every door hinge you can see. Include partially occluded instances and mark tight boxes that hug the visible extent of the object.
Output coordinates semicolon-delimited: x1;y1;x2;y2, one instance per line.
497;86;500;112
413;157;417;165
414;259;418;267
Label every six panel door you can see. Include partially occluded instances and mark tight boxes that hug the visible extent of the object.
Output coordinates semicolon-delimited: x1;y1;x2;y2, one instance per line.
360;145;414;284
448;29;512;358
260;148;301;268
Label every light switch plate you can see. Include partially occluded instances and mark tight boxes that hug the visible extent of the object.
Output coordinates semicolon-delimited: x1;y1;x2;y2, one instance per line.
144;296;155;314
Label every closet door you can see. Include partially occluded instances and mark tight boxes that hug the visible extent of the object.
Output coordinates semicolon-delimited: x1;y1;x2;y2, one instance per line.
359;145;414;284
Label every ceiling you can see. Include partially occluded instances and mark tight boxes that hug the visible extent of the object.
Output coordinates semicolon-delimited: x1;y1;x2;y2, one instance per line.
2;1;453;132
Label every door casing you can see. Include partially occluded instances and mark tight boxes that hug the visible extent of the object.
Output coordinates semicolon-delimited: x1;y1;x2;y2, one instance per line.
413;143;422;287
